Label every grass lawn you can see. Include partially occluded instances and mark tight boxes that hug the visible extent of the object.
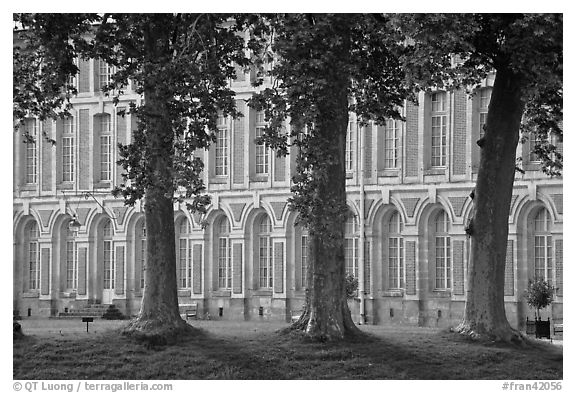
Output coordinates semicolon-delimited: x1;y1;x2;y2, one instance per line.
13;319;562;380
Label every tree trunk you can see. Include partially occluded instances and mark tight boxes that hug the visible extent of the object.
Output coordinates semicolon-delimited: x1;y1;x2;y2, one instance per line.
291;77;361;341
455;67;526;343
123;21;192;344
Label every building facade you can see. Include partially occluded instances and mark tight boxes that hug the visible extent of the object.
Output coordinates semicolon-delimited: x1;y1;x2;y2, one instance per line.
13;60;563;329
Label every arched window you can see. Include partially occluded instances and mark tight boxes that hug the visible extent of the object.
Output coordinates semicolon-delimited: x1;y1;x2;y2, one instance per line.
137;219;146;289
178;219;192;289
433;211;451;290
387;211;404;289
27;221;40;290
216;217;231;289
102;220;114;290
345;215;359;278
534;208;553;283
258;215;273;288
65;224;78;290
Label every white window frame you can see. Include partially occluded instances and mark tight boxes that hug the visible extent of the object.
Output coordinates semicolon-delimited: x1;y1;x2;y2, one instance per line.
99;115;112;182
301;234;308;288
346;120;356;173
103;221;115;290
28;222;40;290
215;115;229;177
534;209;553;284
62;117;75;182
384;119;400;169
99;60;114;90
344;216;359;278
434;211;451;290
255;111;270;175
25;118;38;184
258;216;273;288
217;218;232;289
431;92;447;168
66;233;78;290
177;220;193;289
387;212;404;289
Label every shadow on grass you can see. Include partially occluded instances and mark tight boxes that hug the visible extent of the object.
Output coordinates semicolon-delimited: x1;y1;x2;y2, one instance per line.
13;322;562;380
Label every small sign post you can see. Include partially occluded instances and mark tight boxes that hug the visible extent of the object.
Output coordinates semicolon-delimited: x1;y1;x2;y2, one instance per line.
82;317;94;333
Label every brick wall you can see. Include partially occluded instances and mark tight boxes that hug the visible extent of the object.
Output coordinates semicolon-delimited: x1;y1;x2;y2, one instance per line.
505;240;514;296
78;109;90;190
405;102;419;177
41;120;52;191
452;240;465;295
405;241;416;295
452;89;467;175
233;100;245;184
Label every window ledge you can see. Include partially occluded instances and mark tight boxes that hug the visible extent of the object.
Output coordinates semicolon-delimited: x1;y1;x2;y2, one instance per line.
209;177;228;184
22;292;40;298
212;290;231;297
177;289;191;297
382;290;404;297
424;168;446;176
251;175;269;182
57;182;74;190
253;289;273;296
431;290;452;298
377;169;401;177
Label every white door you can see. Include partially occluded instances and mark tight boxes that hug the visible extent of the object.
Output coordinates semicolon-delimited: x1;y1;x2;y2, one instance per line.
102;240;115;304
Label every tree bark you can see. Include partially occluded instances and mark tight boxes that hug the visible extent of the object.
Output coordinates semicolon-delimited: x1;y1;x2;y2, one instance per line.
455;67;526;343
291;76;361;341
122;20;192;343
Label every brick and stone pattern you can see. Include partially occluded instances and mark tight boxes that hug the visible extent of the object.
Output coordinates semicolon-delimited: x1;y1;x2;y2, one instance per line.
364;125;372;179
78;109;90;190
77;247;87;295
505;240;514;296
405;241;416;295
41;120;52;191
193;244;202;294
233;100;245;185
78;59;90;93
115;246;125;295
405;101;419;177
555;239;563;296
41;248;50;296
274;242;284;293
364;241;371;294
116;107;127;187
232;243;242;294
274;151;286;182
452;89;467;175
452;240;465;295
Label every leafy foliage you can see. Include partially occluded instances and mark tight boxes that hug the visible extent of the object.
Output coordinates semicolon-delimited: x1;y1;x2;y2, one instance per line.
345;274;359;299
249;14;411;240
391;14;563;176
525;278;555;318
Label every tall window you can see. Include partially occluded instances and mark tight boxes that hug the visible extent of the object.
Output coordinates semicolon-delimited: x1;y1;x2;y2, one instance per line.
479;89;491;138
384;119;400;169
216;217;231;289
345;216;359;278
255;111;269;175
388;212;404;289
258;215;273;288
99;60;114;90
434;211;451;290
27;221;40;290
102;220;114;290
346;120;356;172
66;227;77;290
62;117;75;182
139;220;146;289
25;118;38;184
431;92;447;167
528;132;540;163
178;219;193;289
301;233;309;288
215;114;229;176
534;208;553;283
100;115;112;181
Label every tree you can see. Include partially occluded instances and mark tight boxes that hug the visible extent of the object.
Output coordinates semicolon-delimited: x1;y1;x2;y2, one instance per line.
13;13;258;342
250;14;410;340
393;14;562;343
525;278;554;320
